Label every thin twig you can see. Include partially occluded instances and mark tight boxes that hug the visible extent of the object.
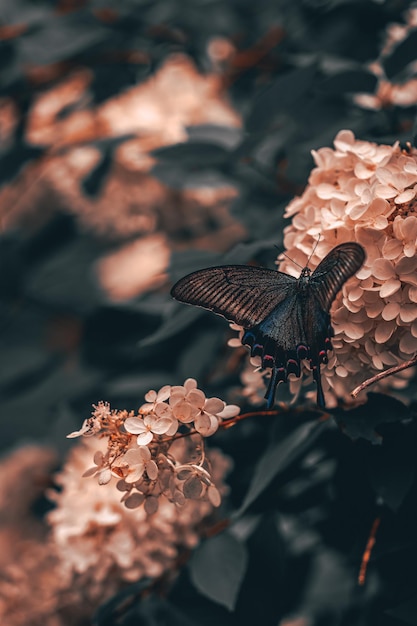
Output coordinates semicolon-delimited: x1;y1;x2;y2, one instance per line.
159;409;279;443
159;404;329;444
220;409;279;428
358;516;381;586
351;356;417;399
204;518;231;538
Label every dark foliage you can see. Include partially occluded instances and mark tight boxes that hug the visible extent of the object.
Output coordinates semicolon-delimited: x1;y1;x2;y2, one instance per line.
1;0;417;625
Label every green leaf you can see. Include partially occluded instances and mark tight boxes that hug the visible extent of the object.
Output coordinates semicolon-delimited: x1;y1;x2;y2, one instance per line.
319;69;377;95
368;426;415;511
19;12;109;65
189;532;248;611
333;393;410;444
234;420;324;518
383;29;417;80
152;141;229;167
386;594;417;625
138;305;201;347
185;124;242;149
246;64;317;132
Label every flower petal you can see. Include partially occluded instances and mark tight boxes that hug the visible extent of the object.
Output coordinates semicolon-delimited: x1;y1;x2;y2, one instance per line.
204;397;225;415
93;450;104;465
396;256;417;274
372;258;395;280
124;416;147;434
165;419;179;436
155;403;173;419
97;468;112;485
144;390;157;402
208;485;221;507
399;332;417;354
156;385;171;402
399;305;417;323
395;189;416;204
194;412;219;436
379;279;401;298
342;323;364;340
172;401;195;423
136;431;154;445
382;302;400;321
217;404;240;418
82;466;99;478
125;466;145;483
187;389;206;408
150;418;174;434
184;378;197;391
123;447;149;463
375;321;395;344
145;460;159;480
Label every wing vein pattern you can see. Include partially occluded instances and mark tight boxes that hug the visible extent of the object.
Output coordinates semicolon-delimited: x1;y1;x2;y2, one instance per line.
310;243;365;312
171;265;296;328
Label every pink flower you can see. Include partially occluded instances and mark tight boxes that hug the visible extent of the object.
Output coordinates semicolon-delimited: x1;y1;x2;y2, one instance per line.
124;411;177;445
68;380;237;514
139;385;171;414
169;378;239;435
48;438;231;586
82;449;112;485
353;9;417;112
119;446;158;483
238;130;417;407
169;378;204;423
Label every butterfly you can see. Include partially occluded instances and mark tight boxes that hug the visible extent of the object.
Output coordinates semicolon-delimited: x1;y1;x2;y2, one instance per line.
171;242;365;409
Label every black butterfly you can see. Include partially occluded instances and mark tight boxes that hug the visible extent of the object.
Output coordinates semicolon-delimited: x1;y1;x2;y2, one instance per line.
171;242;365;409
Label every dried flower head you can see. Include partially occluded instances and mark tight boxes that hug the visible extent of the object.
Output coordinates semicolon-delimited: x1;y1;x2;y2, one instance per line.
67;380;238;510
238;130;417;407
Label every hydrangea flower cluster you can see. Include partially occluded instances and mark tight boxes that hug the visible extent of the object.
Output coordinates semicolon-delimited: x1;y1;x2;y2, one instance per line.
354;6;417;111
237;130;417;407
48;438;231;584
67;379;239;510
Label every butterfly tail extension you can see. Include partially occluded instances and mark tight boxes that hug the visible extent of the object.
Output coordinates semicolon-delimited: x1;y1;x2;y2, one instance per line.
264;366;286;409
312;364;326;409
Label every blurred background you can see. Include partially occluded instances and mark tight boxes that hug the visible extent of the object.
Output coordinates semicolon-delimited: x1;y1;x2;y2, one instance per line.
1;0;417;624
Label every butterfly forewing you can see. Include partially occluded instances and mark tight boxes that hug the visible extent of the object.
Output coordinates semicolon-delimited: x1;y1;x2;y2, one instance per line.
310;243;365;312
171;265;296;328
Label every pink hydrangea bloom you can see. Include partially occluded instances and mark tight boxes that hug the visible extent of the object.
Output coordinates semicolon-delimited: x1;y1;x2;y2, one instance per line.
48;439;231;584
66;379;239;509
240;130;417;407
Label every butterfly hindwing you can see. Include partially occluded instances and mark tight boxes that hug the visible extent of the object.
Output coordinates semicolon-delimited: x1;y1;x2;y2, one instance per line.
171;265;296;328
247;288;332;408
310;242;365;312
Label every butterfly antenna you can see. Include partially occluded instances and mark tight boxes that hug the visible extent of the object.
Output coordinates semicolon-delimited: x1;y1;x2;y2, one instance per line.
281;252;304;270
306;234;321;267
275;244;314;271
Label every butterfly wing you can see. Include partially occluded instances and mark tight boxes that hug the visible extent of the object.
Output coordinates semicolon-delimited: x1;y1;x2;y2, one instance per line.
171;265;296;328
309;242;365;311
